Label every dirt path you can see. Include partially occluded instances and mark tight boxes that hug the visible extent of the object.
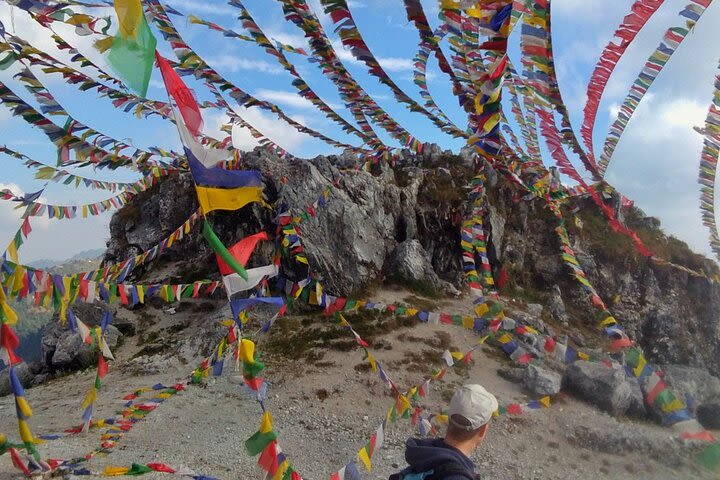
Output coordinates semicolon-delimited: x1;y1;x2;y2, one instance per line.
0;291;716;479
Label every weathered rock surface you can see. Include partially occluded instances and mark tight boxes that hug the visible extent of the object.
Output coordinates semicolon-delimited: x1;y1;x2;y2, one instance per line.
0;362;32;396
563;361;635;416
386;240;458;295
104;149;720;377
41;303;122;373
662;365;720;428
523;364;561;396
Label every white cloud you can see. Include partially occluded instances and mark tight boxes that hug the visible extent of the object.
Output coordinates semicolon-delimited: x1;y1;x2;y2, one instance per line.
265;30;308;50
377;56;413;72
204;55;284;74
164;0;236;16
200;107;310;153
605;95;715;257
253;88;340;110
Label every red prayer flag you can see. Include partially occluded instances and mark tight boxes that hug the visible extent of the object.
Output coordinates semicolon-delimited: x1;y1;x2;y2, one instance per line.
9;449;30;475
215;232;270;276
148;463;176;473
258;440;278;474
155;52;203;137
98;355;108;379
0;324;19;351
507;404;523;415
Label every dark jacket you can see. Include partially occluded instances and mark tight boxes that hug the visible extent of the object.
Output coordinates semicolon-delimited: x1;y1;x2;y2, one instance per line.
401;437;476;479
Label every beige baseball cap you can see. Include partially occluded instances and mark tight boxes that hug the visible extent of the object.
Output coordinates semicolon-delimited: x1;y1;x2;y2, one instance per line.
448;384;499;430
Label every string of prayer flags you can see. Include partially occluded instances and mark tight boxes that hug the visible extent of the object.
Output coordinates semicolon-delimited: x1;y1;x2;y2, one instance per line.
96;0;157;96
599;1;714;177
697;59;720;261
80;311;114;432
245;412;276;456
156;52;265;214
581;0;664;163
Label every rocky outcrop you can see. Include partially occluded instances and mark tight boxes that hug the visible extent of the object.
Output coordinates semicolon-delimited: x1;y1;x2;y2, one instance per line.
104;148;720;377
523;364;561;396
662;365;720;429
386;240;459;295
105;148;467;296
0;362;33;396
563;361;639;417
41;302;122;373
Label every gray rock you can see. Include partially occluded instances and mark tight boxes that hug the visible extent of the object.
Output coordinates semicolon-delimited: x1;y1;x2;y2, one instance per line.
43;314;122;373
523;364;561;396
497;367;524;384
487;206;506;261
697;404;720;429
526;303;543;319
386;240;457;295
0;362;33;397
547;285;569;325
563;361;633;416
662;365;720;410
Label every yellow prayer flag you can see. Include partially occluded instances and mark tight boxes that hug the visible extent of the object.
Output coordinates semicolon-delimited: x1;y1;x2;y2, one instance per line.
6;239;18;263
358;446;372;472
600;316;618;327
366;350;377;372
18;419;33;444
660;398;685;413
103;466;131;476
239;339;255;364
397;394;411;415
578;351;590;361
539;396;551;408
632;354;648;378
497;333;512;344
475;303;489;317
194;185;263;214
259;411;273;434
462;316;474;329
82;387;97;410
273;461;290;480
16;396;32;418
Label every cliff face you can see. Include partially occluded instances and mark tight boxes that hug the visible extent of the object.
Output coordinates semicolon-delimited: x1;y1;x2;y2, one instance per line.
104;148;720;374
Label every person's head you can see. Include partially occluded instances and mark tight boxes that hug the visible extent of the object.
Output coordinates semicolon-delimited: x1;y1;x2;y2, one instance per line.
444;384;498;452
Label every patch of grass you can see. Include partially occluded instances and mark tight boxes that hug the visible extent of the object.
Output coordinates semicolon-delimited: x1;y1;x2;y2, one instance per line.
403;295;441;312
192;302;217;313
132;343;164;358
386;276;441;299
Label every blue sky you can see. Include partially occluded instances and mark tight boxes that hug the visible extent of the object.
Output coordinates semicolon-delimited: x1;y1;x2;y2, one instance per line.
0;0;718;263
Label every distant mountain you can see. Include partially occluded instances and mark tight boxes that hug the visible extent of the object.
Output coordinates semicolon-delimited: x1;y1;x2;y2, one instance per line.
28;248;105;270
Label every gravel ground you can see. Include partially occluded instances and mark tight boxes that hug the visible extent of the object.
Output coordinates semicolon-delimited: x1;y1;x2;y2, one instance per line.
0;293;716;479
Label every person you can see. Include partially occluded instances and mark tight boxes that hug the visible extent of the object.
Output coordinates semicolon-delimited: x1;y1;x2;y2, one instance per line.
390;384;498;480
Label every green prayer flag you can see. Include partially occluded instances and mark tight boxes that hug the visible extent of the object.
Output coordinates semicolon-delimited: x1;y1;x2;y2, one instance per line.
202;221;248;280
698;443;720;472
100;1;157;97
245;430;277;456
127;463;153;475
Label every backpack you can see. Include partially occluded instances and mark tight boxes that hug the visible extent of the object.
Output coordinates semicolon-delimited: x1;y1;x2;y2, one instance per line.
388;462;477;480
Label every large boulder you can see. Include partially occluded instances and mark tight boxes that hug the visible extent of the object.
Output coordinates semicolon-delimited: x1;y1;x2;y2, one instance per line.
523;364;561;396
0;362;33;397
698;404;720;429
662;365;720;429
563;361;635;416
41;303;122;373
386;240;458;295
